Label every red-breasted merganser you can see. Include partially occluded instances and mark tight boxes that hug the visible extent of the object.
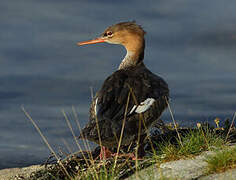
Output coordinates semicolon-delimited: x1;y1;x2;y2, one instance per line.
78;22;169;159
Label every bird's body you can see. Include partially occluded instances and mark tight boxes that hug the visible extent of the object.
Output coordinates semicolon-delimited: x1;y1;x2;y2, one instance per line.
82;64;168;148
78;22;169;158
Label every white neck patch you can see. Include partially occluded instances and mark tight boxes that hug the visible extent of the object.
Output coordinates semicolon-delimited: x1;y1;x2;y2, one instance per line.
118;51;135;69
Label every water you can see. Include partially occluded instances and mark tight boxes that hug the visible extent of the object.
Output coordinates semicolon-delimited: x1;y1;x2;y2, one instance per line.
1;0;236;169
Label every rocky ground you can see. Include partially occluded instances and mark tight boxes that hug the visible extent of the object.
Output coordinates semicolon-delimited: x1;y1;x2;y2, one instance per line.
127;148;236;180
0;165;44;180
1;147;236;180
1;126;235;180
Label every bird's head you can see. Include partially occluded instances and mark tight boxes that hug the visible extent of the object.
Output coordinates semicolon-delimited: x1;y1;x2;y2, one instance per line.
78;21;146;52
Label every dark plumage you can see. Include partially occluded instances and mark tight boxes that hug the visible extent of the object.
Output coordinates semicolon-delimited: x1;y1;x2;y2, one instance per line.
78;21;169;158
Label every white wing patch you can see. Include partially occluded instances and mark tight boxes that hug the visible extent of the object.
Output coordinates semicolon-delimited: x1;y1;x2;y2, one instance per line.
129;105;137;114
94;98;98;116
129;98;155;114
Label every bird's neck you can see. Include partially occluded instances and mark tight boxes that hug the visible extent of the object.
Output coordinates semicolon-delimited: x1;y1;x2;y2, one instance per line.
118;38;145;70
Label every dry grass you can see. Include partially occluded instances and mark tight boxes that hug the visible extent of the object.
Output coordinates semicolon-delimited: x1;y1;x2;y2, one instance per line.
21;101;235;180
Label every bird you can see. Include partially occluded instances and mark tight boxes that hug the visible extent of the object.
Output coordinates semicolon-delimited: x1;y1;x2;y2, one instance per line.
77;21;169;159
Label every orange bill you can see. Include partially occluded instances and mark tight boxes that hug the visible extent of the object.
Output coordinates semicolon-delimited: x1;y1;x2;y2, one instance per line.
77;37;105;46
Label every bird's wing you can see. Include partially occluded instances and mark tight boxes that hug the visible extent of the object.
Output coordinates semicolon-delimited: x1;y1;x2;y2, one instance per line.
90;68;169;123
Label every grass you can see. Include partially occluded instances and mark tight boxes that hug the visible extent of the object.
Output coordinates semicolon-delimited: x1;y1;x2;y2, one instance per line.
21;104;236;180
23;125;231;180
155;128;225;162
205;145;236;174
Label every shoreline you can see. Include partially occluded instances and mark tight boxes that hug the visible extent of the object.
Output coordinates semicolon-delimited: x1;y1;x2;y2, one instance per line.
1;145;236;180
2;126;235;179
0;164;44;180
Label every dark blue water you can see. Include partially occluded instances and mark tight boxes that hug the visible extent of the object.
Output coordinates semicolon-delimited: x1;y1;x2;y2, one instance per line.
1;0;236;169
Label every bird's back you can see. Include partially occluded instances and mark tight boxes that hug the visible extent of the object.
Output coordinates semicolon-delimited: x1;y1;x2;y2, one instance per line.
80;64;169;148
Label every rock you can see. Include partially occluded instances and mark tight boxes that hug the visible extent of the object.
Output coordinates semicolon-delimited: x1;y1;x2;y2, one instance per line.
199;169;236;180
127;150;236;180
0;165;44;180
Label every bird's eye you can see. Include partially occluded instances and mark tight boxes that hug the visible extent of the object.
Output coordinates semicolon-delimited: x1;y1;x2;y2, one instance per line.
107;31;113;36
104;31;113;37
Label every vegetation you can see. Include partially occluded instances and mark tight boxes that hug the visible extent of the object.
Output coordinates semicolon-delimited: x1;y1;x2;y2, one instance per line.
154;128;225;162
22;125;236;180
21;106;236;180
205;145;236;174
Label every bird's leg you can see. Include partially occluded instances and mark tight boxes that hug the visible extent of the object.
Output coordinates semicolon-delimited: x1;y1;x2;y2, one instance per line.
99;146;135;160
99;135;146;160
99;147;144;160
111;152;138;160
99;146;112;160
114;134;146;160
